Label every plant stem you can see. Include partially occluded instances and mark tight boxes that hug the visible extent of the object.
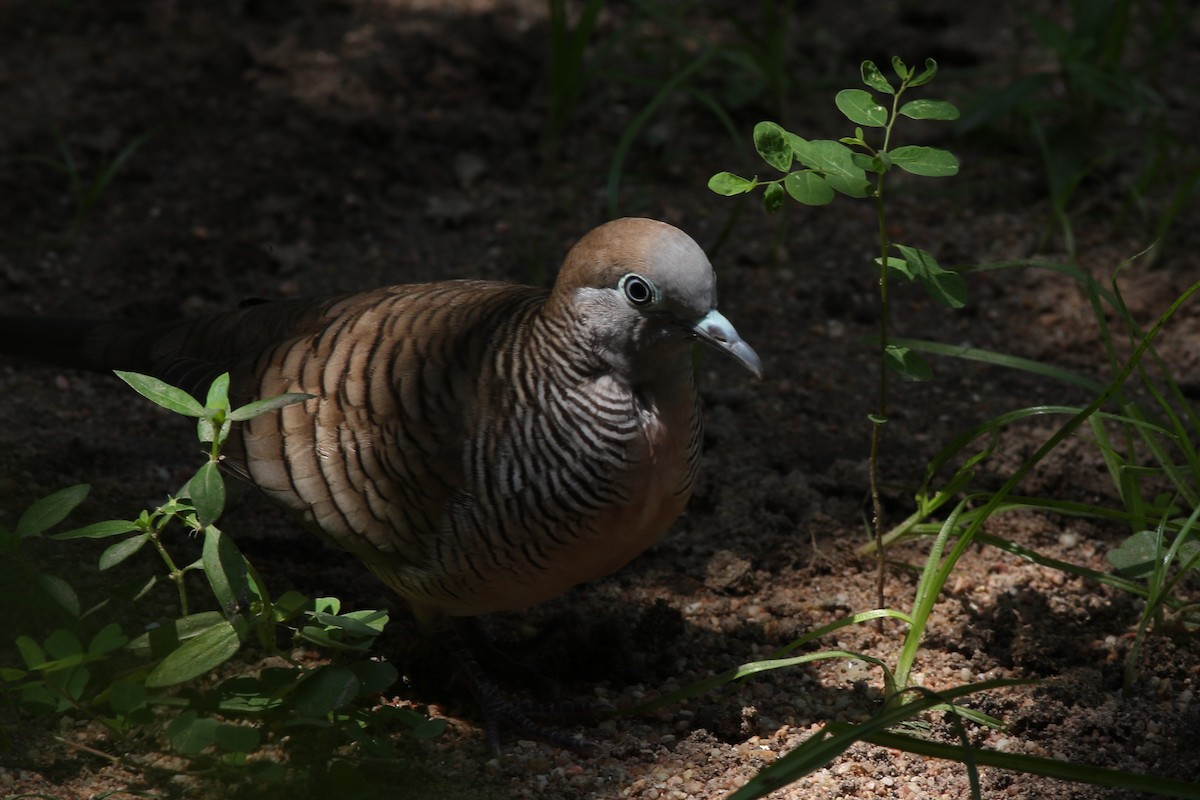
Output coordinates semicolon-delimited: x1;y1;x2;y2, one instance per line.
868;84;905;616
149;528;189;617
870;182;890;617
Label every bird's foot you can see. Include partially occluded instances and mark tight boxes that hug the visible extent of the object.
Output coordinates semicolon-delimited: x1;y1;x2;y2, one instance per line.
444;624;605;756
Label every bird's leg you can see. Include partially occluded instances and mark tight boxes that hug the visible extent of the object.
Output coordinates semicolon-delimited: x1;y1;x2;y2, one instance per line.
454;616;565;694
443;621;599;756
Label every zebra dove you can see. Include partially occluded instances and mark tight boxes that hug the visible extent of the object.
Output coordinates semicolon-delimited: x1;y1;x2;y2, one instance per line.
1;217;761;745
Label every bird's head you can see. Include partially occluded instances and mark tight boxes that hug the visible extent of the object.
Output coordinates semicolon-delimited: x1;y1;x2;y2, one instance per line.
549;217;762;379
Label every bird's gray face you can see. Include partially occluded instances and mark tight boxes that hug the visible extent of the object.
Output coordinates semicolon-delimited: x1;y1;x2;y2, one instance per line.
573;225;762;379
556;219;763;381
608;270;762;380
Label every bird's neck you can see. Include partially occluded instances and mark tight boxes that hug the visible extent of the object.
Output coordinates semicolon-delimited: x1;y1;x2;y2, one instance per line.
531;302;693;391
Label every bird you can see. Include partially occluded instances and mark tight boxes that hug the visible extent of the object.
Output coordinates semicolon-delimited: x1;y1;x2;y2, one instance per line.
0;217;761;747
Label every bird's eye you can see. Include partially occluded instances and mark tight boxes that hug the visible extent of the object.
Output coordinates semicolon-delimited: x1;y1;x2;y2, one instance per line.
619;273;657;307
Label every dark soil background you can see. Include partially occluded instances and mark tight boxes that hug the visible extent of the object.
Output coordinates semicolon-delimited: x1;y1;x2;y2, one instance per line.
1;1;1199;798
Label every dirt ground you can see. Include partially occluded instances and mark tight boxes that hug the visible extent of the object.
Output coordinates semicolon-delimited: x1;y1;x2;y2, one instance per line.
1;1;1199;799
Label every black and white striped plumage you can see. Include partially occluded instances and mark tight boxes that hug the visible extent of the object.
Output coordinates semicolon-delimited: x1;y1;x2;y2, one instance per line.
1;217;762;628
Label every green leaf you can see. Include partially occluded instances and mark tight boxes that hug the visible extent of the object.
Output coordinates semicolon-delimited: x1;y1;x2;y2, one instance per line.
838;126;865;146
923;269;967;308
351;660;399;696
898;98;960;121
198;414;232;447
889;246;937;278
835;89;888;127
708;171;756;196
36;574;81;617
865;727;1200;800
310;609;389;639
753;121;792;172
109;573;158;603
189;462;226;527
0;524;16;551
908;57;938;87
98;533;150;571
229;392;313;422
851;152;886;174
19;683;61;714
115;371;205;417
783;171;835;206
145;618;241;688
217;675;289;714
205;373;231;412
59;662;89;701
215;723;261;754
16;635;46;669
410;717;448;739
109;679;148;714
790;138;871;198
197;415;215;444
293;667;361;719
889;145;959;177
1182;538;1200;566
272;590;310;622
259;666;305;694
892;244;967;308
884;345;933;382
313;596;342;615
167;710;219;756
82;131;154;220
203;525;249;614
88;623;128;657
17;484;89;539
762;181;785;213
1107;530;1159;577
860;60;893;94
45;629;83;660
126;611;226;657
247;761;287;784
53;519;140;540
298;626;343;650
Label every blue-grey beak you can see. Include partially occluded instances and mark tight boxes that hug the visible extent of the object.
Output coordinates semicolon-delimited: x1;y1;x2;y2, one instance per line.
691;308;763;379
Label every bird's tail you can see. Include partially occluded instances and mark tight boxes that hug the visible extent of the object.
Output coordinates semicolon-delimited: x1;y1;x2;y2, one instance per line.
0;296;331;398
0;316;174;374
0;310;266;406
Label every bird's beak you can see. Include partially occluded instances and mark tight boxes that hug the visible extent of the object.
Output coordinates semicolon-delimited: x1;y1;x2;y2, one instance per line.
690;308;763;379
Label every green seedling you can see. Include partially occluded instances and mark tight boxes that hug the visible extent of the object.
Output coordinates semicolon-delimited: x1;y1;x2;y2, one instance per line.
711;55;962;606
11;127;154;242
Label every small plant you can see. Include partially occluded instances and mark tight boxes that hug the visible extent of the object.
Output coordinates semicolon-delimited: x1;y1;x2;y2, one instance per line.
0;484;92;630
543;0;606;158
2;371;443;786
957;0;1197;258
878;258;1200;692
1108;516;1200;688
671;55;1200;800
7;127;154;242
710;56;963;604
627;263;1200;799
